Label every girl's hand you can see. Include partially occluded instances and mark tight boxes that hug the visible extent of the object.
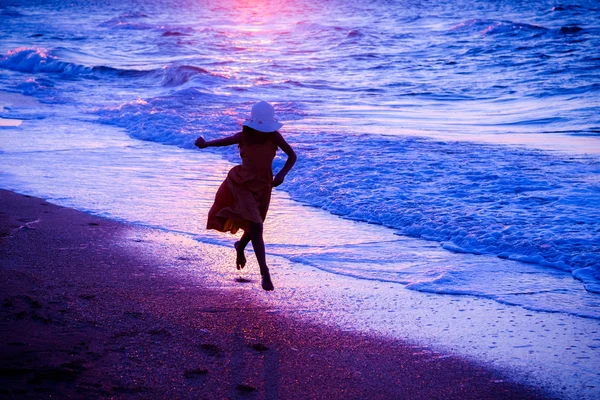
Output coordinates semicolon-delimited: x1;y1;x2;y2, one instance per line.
273;173;285;187
195;136;207;149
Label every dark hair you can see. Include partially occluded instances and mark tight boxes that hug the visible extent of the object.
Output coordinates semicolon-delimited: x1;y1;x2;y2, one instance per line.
241;125;276;145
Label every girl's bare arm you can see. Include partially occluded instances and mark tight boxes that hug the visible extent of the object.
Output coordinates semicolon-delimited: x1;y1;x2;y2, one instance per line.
195;132;241;148
272;132;297;187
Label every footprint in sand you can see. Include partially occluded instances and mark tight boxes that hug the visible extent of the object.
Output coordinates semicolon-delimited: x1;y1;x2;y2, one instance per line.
147;327;171;338
235;384;257;394
249;343;269;352
184;368;208;380
199;343;222;357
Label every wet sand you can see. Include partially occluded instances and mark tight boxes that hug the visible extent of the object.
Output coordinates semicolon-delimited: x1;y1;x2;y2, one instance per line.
0;189;549;399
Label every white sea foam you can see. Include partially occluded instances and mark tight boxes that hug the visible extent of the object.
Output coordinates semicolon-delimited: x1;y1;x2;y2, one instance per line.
94;94;600;297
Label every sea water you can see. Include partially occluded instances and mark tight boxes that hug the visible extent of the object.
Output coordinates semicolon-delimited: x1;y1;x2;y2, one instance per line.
1;0;599;396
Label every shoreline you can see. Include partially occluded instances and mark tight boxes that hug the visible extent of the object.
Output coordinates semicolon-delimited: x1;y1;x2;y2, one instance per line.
0;189;547;399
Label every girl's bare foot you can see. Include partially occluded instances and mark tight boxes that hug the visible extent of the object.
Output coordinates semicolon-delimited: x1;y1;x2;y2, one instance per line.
261;270;274;291
234;241;246;270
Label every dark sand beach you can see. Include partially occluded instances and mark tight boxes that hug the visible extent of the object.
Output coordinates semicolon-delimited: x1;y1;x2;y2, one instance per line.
0;189;549;399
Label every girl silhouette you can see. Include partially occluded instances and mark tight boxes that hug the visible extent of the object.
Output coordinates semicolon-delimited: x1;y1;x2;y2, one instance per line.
195;101;297;291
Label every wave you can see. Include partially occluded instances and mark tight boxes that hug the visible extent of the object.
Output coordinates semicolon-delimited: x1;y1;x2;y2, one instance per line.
162;31;190;37
0;48;225;90
281;133;600;294
450;19;548;37
1;9;23;17
15;77;54;95
100;21;155;30
99;12;196;35
494;116;570;126
567;129;600;137
93;90;230;147
560;25;584;34
551;4;590;13
346;29;363;38
92;90;600;295
295;21;341;32
157;64;216;87
99;12;151;29
449;18;590;39
0;47;146;76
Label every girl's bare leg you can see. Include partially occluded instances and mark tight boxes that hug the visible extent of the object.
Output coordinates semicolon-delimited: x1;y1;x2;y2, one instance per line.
234;231;251;270
249;222;274;291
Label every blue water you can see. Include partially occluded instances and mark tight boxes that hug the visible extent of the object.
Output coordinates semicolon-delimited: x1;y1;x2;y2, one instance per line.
1;0;599;309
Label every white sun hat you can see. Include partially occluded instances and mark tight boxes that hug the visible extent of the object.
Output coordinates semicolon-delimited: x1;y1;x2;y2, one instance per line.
242;101;283;132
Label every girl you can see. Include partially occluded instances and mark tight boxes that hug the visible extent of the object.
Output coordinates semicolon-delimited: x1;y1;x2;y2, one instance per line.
195;101;297;291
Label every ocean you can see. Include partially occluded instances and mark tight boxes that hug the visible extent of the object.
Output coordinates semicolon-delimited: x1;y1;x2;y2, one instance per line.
1;0;599;396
